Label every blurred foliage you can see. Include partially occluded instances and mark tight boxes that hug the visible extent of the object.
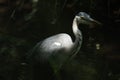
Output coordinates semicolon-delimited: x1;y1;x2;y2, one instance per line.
0;0;120;80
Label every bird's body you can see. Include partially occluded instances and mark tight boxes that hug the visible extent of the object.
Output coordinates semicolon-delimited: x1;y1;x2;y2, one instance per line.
27;12;100;80
33;33;76;74
40;33;73;53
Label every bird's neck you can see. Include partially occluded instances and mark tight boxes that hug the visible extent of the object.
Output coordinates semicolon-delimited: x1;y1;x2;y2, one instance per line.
72;18;78;35
72;17;82;39
71;17;82;57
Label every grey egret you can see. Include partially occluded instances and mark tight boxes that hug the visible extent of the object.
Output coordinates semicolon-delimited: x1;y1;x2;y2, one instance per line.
28;12;100;80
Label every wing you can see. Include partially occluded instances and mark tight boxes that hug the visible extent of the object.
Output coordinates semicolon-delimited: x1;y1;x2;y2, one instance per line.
26;33;74;78
36;40;64;62
27;33;73;67
36;33;73;60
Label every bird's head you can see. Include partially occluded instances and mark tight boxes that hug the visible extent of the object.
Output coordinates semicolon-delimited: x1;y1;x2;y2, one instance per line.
76;12;101;25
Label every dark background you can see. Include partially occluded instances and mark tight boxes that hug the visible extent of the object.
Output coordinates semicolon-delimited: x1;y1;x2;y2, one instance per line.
0;0;120;80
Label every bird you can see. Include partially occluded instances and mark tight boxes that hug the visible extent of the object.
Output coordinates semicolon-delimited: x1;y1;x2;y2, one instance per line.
27;12;101;80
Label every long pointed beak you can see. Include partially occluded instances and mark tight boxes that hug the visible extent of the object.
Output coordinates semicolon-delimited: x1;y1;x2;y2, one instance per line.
88;17;102;28
81;16;102;25
89;18;102;25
